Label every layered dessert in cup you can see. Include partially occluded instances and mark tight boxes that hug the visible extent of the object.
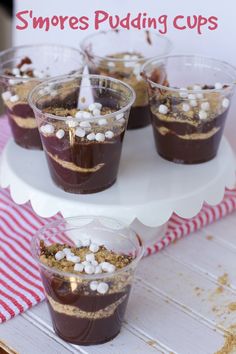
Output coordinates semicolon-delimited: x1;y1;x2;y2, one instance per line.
81;30;172;130
0;45;83;149
142;55;236;164
29;74;135;193
31;216;143;345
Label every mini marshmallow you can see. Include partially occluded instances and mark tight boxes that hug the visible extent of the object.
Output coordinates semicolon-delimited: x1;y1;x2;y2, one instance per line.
95;133;105;142
95;265;102;274
55;251;65;261
158;104;168;115
10;95;19;103
89;243;99;253
87;133;96;141
84;264;95;275
98;118;107;126
80;121;91;128
190;100;197;107
101;262;111;272
106;264;116;273
97;282;109;294
56;129;65;139
74;263;84;272
12;68;20;76
215;82;223;90
1;91;12;101
63;248;72;255
89;102;102;111
75;127;86;138
75;111;85;119
105;131;114;139
90;281;99;291
75;240;82;248
188;94;196;100
86;253;95;262
222;98;230;108
101;262;116;273
67;255;81;263
116;113;124;120
91;260;98;266
66;119;78;128
199;110;208;120
179;88;188;98
82;111;92;119
40;124;55;135
92;109;101;117
182;103;190;112
66;253;75;261
201;102;210;111
81;239;91;247
82;261;91;267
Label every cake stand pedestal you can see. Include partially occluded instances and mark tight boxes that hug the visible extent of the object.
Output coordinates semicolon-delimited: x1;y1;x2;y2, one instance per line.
1;125;235;226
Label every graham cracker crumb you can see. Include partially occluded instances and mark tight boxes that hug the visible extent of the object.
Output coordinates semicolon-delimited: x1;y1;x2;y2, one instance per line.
218;273;230;287
215;325;236;353
228;303;236;312
206;235;214;240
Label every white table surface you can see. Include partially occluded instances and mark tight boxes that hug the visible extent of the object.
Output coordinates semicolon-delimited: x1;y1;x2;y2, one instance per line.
1;102;236;354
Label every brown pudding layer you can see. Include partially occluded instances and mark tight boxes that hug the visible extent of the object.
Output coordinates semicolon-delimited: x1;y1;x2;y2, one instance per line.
40;106;125;194
88;52;150;129
39;242;133;345
150;86;230;164
2;57;43;149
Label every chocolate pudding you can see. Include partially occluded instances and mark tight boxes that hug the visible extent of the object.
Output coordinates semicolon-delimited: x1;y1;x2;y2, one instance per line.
39;106;126;194
88;52;150;129
149;84;230;164
1;57;46;149
39;241;133;345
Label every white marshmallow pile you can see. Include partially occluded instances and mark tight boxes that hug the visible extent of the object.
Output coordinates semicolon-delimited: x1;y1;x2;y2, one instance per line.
53;238;119;294
40;102;125;141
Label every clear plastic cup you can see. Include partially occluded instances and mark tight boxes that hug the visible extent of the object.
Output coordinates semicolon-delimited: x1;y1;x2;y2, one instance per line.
29;74;135;194
0;44;83;150
142;55;236;164
81;30;172;130
31;216;143;345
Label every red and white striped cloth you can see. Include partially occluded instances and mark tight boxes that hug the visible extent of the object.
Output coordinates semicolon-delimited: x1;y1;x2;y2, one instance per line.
0;115;236;323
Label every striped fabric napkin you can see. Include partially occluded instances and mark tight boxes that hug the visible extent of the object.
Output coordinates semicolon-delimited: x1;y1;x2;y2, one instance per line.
0;115;236;323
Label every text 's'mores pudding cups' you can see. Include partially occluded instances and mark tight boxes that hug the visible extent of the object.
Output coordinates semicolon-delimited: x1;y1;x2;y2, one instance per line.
142;55;236;164
81;30;172;130
29;74;135;194
0;45;83;150
31;216;143;345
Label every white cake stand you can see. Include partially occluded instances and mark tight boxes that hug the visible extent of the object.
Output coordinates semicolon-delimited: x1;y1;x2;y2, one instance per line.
0;127;235;229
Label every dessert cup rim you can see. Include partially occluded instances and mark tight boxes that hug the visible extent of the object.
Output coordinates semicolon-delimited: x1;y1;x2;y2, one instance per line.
28;73;136;122
141;53;236;93
80;29;173;63
31;215;144;280
0;43;83;81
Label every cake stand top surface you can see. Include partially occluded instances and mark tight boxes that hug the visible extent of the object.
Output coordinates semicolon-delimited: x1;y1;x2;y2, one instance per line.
0;127;235;227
